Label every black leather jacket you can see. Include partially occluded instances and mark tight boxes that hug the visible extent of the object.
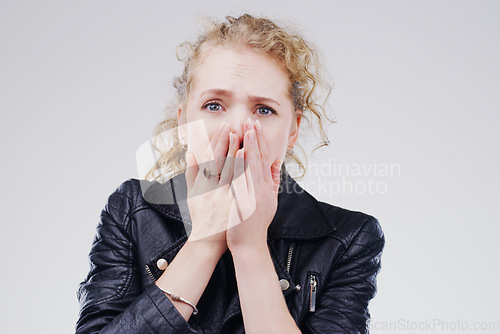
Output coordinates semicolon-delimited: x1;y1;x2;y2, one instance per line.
76;168;385;333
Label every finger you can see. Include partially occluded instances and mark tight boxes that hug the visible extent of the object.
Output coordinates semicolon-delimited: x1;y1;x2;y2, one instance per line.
219;132;239;187
242;138;259;222
244;128;262;188
185;150;198;192
243;118;253;133
232;148;247;200
271;158;282;196
253;119;272;184
243;129;257;200
228;148;245;228
210;122;231;176
201;122;228;184
202;121;226;163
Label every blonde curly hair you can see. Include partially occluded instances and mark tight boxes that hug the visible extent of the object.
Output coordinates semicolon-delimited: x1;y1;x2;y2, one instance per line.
144;13;335;182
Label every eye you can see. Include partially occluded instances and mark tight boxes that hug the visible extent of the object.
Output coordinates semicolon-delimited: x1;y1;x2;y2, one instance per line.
202;101;224;112
256;105;277;116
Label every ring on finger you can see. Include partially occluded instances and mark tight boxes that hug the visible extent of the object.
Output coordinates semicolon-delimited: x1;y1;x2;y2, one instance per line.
203;167;221;179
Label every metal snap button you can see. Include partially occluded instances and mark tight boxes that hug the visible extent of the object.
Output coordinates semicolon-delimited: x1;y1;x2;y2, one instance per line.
279;279;290;291
156;258;168;270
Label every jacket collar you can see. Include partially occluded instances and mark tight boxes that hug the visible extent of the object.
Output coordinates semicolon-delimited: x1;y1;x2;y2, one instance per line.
141;165;336;240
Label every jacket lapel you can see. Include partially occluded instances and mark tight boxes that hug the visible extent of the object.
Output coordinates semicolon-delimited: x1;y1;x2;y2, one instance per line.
268;166;337;239
141;165;337;240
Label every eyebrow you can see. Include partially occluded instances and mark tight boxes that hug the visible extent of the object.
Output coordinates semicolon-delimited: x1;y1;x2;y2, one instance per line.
200;89;280;106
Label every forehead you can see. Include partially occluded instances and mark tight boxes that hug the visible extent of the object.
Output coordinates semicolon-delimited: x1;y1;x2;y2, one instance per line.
190;46;291;100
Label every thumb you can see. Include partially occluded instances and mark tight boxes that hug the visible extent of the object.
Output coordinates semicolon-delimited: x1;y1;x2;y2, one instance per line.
271;159;282;196
185;150;198;191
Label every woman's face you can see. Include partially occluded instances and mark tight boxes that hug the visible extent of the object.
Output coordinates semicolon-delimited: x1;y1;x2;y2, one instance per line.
178;45;301;173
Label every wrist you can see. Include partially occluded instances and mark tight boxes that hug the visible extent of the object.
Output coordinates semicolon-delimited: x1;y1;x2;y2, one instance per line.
230;240;269;260
185;237;227;258
227;229;269;254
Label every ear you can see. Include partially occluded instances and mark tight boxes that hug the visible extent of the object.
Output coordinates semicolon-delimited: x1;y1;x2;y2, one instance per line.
177;104;187;145
287;109;302;147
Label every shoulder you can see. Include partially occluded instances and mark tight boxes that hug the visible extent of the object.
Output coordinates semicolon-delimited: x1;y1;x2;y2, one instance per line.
316;201;385;250
101;178;151;227
105;178;144;206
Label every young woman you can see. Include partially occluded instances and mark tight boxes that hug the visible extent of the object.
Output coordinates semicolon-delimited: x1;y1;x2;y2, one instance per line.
76;14;385;334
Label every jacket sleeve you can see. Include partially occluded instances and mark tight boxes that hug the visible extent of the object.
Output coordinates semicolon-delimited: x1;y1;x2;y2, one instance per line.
302;216;385;334
76;181;200;334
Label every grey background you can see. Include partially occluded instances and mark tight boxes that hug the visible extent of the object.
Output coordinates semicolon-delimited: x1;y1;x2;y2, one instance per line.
1;0;499;333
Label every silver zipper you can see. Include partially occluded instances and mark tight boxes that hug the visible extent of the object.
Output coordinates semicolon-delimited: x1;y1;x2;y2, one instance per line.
145;264;157;283
309;274;317;312
286;243;301;291
286;243;295;274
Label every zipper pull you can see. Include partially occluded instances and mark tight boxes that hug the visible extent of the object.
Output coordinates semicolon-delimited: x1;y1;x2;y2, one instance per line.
309;274;317;312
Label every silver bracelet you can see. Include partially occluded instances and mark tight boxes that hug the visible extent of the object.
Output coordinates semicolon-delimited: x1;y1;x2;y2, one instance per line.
157;286;199;315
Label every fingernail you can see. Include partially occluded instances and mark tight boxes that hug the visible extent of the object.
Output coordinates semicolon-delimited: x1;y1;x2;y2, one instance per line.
223;123;230;134
229;132;233;145
219;122;226;132
246;118;252;129
255;120;261;133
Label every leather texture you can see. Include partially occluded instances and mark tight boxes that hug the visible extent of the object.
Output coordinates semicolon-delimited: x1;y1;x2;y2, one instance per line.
76;167;385;333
